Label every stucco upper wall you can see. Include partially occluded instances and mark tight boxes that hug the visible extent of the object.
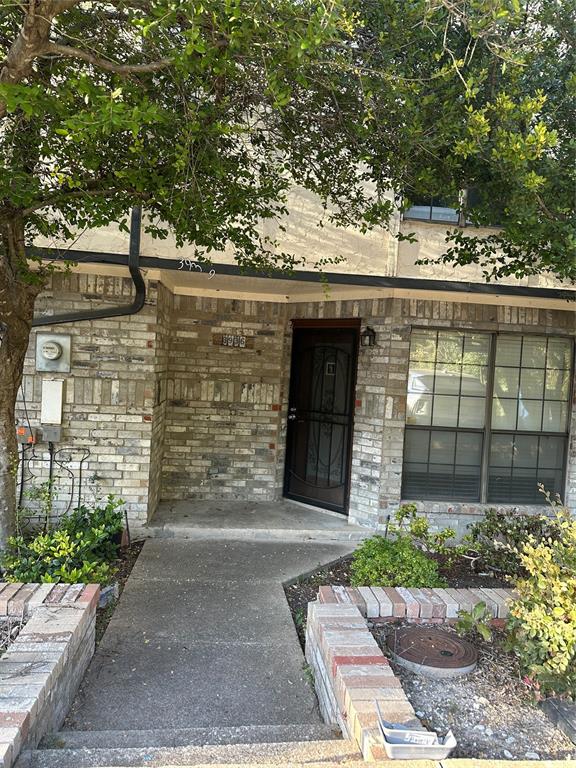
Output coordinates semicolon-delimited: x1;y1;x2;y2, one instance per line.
139;187;394;277
397;220;572;292
31;191;575;296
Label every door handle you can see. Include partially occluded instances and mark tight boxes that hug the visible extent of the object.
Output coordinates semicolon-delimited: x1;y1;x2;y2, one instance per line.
288;414;297;421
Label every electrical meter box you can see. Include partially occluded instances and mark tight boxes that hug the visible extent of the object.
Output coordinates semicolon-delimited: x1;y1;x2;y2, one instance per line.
35;333;71;373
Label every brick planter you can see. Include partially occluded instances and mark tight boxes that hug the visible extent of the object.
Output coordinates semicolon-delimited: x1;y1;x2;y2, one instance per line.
0;583;99;768
306;585;517;762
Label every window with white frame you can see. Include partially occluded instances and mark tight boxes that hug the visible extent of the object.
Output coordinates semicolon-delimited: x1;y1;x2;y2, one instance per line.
402;329;573;504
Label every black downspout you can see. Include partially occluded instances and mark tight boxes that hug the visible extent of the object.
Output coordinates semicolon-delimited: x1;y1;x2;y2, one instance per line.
32;207;146;327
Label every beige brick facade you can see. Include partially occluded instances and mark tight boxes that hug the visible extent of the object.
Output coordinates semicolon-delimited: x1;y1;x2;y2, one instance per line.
16;275;576;535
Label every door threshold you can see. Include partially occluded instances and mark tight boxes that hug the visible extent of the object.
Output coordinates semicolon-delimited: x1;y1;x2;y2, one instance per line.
283;498;349;521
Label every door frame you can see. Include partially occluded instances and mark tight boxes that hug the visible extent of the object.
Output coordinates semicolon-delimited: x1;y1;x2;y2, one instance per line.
283;318;361;515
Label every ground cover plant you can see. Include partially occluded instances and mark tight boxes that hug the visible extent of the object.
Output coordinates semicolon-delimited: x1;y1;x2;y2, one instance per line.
1;495;124;584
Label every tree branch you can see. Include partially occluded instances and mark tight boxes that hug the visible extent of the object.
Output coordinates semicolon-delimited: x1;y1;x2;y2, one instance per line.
44;42;172;74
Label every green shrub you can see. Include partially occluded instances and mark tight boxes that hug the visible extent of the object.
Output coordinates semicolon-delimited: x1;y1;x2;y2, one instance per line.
2;495;124;585
351;535;447;588
389;503;463;564
465;508;556;577
61;496;124;561
506;497;576;699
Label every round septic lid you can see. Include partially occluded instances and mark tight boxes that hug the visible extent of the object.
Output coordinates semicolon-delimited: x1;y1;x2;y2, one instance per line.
389;627;478;678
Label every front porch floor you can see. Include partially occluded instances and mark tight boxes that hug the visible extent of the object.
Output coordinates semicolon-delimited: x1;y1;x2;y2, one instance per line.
143;499;370;543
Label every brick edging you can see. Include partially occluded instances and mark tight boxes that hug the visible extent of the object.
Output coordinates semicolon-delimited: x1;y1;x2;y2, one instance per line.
0;583;100;768
307;585;519;762
319;585;516;623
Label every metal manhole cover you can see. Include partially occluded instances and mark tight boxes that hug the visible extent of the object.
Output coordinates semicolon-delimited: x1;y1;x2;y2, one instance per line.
389;627;478;678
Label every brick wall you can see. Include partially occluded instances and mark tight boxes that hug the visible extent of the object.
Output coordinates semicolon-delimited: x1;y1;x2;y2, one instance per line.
159;295;287;501
16;274;158;525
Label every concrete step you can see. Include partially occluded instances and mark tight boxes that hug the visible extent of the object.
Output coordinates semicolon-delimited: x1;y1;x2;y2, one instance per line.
17;737;362;768
41;724;341;750
138;525;369;543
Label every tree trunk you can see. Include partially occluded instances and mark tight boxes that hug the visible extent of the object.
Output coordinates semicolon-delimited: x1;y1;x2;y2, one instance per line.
0;215;43;548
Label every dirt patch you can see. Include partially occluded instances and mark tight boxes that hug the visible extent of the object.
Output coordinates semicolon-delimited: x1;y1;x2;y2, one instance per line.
95;539;145;645
372;622;574;761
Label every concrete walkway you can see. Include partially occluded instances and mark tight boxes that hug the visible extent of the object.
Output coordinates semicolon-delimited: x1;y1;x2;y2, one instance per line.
65;538;353;732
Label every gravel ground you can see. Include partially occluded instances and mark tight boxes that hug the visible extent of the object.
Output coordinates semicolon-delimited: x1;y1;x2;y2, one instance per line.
372;622;575;761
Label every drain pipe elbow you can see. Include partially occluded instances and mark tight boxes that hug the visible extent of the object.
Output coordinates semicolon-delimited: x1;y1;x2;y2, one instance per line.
32;207;146;327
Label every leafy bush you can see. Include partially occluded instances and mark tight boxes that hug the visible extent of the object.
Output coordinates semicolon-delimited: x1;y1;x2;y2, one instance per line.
351;535;447;588
456;601;493;643
61;496;124;561
465;507;556;577
389;503;463;564
2;495;124;585
506;496;576;699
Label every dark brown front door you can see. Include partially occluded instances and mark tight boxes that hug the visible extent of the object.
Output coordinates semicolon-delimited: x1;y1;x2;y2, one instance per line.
284;324;359;514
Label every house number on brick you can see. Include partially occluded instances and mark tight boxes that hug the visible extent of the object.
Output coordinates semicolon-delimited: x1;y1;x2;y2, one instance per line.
222;334;247;348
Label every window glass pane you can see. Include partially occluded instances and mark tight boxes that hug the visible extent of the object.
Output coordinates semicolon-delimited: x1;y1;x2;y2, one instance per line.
432;396;459;427
431;206;459;223
410;331;436;363
490;435;514;467
404;429;429;463
429;431;456;464
436;333;464;364
513;435;538;468
545;368;570;401
542;401;569;432
521;337;547;368
494;366;520;398
547;338;572;369
517;400;543;431
434;365;461;394
456;432;483;465
520;368;545;399
463;335;490;364
495;335;521;366
458;397;485;428
408;365;434;393
492;397;517;429
406;393;432;425
404;205;432;221
461;365;487;396
538;436;565;470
